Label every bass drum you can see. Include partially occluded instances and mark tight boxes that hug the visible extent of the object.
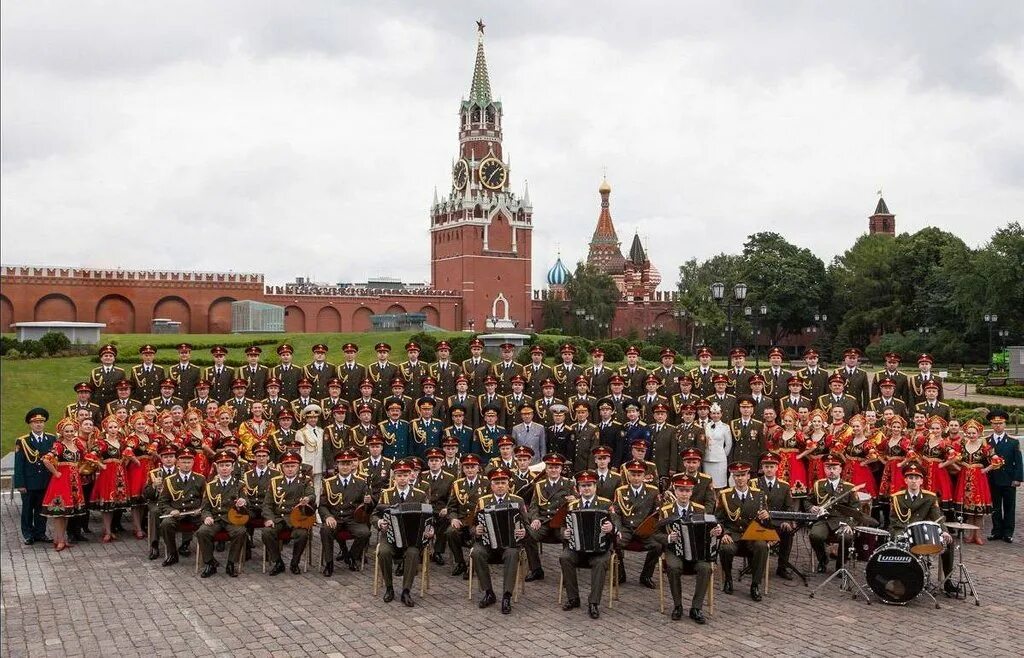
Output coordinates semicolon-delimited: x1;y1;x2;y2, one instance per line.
865;544;924;605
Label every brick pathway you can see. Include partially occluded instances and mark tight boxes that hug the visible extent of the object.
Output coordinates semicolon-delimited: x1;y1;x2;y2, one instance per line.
2;493;1020;658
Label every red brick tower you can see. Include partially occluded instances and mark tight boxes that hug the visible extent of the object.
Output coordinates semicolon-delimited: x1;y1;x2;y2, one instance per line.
430;21;533;330
869;195;896;236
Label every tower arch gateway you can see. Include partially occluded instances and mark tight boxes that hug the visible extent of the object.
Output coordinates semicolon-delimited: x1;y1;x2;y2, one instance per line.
96;295;136;333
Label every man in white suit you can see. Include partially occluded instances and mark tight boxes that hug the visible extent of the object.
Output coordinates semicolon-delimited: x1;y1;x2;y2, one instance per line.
511;403;546;465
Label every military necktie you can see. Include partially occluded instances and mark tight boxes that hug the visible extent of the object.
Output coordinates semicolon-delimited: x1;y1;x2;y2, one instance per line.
584;500;591;509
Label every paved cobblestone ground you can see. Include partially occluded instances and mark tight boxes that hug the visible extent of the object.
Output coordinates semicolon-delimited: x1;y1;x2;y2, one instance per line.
2;493;1021;658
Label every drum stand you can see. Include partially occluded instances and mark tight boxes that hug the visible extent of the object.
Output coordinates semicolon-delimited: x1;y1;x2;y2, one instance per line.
809;525;871;604
941;529;981;606
917;555;942;609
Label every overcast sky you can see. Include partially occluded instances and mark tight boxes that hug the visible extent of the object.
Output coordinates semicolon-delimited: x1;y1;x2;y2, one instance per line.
2;1;1022;289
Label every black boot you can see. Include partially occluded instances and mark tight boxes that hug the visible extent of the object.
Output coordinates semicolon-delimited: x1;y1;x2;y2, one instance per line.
689;607;706;624
322;560;334;577
201;561;217;578
161;554;179;567
400;589;415;607
478;590;496;608
383;586;395;602
268;560;285;576
750;583;763;602
524;568;545;582
148;542;160;560
671;605;684;621
451;562;467;577
723;575;734;594
587;603;600;619
178;540;191;557
501;592;512;614
561;597;580;611
226;562;238;577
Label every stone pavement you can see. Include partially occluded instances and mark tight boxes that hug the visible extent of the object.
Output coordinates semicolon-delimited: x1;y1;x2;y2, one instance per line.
1;493;1021;658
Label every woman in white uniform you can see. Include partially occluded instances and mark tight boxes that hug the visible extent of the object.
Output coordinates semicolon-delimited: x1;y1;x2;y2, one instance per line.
703;403;733;488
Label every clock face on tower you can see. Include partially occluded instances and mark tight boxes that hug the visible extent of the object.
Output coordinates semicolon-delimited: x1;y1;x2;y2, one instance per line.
453;159;469;190
478;157;507;190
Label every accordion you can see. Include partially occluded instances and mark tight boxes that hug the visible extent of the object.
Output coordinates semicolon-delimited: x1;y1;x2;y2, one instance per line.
480;503;522;550
565;508;610;553
385;502;434;549
666;514;719;562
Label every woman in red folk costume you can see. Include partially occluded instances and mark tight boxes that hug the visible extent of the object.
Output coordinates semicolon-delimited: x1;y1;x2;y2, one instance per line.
42;419;91;551
837;414;879;498
774;409;809;497
124;411;157;539
803;409;831;482
180;408;214;477
953;419;1004;544
212;407;236;449
154;410;180;451
916;415;956;516
876;416;914;527
89;416;131;542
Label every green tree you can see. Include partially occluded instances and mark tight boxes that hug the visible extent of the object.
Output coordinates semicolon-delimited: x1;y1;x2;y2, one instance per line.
541;298;565;332
677;253;745;352
564;263;619;339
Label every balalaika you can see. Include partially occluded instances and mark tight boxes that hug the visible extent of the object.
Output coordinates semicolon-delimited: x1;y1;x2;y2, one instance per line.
385;503;434;549
565;508;610;553
480;503;522;550
665;514;719;561
767;510;823;523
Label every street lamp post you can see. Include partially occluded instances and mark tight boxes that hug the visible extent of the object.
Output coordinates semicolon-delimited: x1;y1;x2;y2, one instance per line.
672;308;688;350
745;304;769;369
575;308;586;337
984;314;998;372
711;282;747;350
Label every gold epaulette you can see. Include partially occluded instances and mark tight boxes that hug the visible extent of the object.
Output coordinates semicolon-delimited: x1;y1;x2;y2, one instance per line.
596;496;612;505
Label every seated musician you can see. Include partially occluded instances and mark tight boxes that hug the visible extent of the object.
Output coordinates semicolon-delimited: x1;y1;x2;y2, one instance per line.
717;462;770;602
614;459;662;588
755;451;798;580
241;441;279;561
470;467;528;614
558;470;620;619
617;439;658;485
156;447;205;567
510;445;537;498
197;450;248;578
446;454;488;579
260;451;315;576
372;459;435;607
806;453;877;573
422;447;455;566
144;443;179;560
678;448;716;511
890;461;955;593
657;474;722;623
317;449;371;577
593;446;622;500
486;436;518;475
358;436;393;506
524;452;576;582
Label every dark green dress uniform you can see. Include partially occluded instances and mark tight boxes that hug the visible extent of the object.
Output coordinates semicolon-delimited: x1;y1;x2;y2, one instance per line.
749;394;774;422
795;366;829;404
558;496;620;607
351;396;383;424
399;360;430;399
473;424;506;462
260;474;315;570
197;476;248;568
441;458;463;480
689;367;719;399
445;475;489;570
716;486;769;590
304;361;338;401
383;394;416;423
727;368;754;397
143;464;177;558
372;485;431;592
317;473;371;568
323;423;352;468
729;418;766;470
290;396;317;419
909;373;944;406
706;393;738;423
585;365;614;398
358;456;393;503
657;501;712;613
337;361;367;401
470;493;528;597
156;470;206;563
872;369;910;404
170;362;202;405
618;364;649;399
868;396;910;421
572;422;600;472
524;476;575;572
760;367;791;400
204;364;234;403
270;363;303;401
649;421;678;479
429;360;461;400
224;396;254;428
131;363;166;403
673;424;706;467
492;360;524;396
754;475;797;573
914;400;951;422
816;392;859;419
553;363;584;403
504;393;534;424
683;471;717;512
835;366;870;411
652;365;685;399
150;395;184;412
639;393;671;424
461;357;493;396
90;364;127;410
595;470;622;500
614;482;662;582
421;469;455;560
476;393;507;428
319;397;347;425
241;465;279;547
807;478;860;569
525;362;554;399
237;363;270;400
410;418;443;460
778;394;813;416
890;488;953;576
533;396;563;427
105;397;142;417
65;401;102;427
187;395;216;416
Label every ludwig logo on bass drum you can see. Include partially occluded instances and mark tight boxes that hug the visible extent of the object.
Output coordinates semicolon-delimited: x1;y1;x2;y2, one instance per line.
877;554;912;563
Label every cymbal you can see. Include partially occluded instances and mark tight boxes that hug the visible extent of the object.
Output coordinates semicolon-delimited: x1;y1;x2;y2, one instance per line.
945;521;980;531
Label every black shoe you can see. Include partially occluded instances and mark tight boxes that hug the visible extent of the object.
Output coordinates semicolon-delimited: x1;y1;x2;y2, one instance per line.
161;555;179;567
268;560;285;576
178;541;191;557
322;560;334;577
69;532;88;543
478;590;496;608
348;557;360;571
401;589;415;607
617;565;626;585
244;547;253;562
524;568;545;582
723;578;733;594
462;569;470;581
1004;536;1014;543
201;562;217;578
639;576;656;589
775;567;793;581
815;562;827;574
671;605;684;621
226;562;238;577
148;544;160;560
383;586;395;603
82;527;93;535
215;540;225;552
501;593;512;614
988;533;1002;541
290;563;302;575
23;538;34;546
689;608;706;625
750;584;763;602
431;553;446;566
562;597;580;611
395;562;404;577
451;563;467;577
943;580;958;596
587;603;600;619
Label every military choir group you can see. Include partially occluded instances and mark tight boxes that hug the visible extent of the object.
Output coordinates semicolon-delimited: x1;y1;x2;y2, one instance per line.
14;338;1023;620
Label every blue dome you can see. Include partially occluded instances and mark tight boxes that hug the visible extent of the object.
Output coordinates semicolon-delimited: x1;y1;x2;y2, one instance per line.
546;257;571;286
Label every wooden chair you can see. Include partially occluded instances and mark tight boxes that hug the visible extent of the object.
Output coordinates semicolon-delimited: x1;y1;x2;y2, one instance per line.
371;541;431;597
656;556;717;615
467;547;527;602
557;552;616;610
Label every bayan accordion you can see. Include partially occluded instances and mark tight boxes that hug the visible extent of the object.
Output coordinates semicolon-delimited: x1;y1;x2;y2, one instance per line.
385;502;434;549
565;508;610;553
480;503;522;550
667;514;719;562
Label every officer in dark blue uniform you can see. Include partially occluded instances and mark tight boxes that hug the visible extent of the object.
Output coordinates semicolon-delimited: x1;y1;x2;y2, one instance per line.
14;408;56;544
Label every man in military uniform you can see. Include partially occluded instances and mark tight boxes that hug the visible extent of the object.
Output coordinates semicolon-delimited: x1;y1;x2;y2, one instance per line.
504;374;534;422
571;401;600;472
91;344;126;411
730;396;766;472
444;453;488;578
350;379;382;426
534;379;563;427
303;343;336;401
689;346;718;399
378;400;411;460
372;459;435;606
807;454;861;573
260;451;315;575
486;436;518;475
558;470;619;619
670;375;701;421
358;435;393;503
706;373;738;423
131;344;165;403
476;376;507;428
150;378;184;412
915;380;951;421
106;379;142;417
585;347;613;398
553;343;585;403
444;405;475;457
337;342;366;401
834;348;870;411
187;379;216;415
677;448;716;510
617;345;648;399
65;381;102;426
491;342;524;395
639;374;670;424
716;462;770;601
595;399;626;468
418;377;448;425
546;405;576;466
818;373;860;418
614;459;662;586
748;374;774;421
224;378;254;428
727;348;754;396
203;345;233;403
260;377;290;422
144;443;179;559
382;378;416;422
523;452;575;581
470;467;529;614
290;378;317;419
240;442;279;558
236;345;269;400
323;402;352;468
447;375;477;428
157;447;206;566
658;473;720;623
410;397;444;460
14;408;55;544
319;378;347;427
427;341;460;400
890;461;955;589
760;347;791;400
474;406;506;463
170;342;201;404
909;353;945;406
421;447;455;564
795;348;830;403
755;452;799;579
868;377;910;421
440;436;464;478
618;439;658;484
778;375;813;416
197;450;248;577
458;338;489;396
646;401;678;480
605;376;636;424
672;404;704;461
592;446;622;499
524;345;553;399
366;342;396;400
270;344;302;401
398;341;429;399
317;449;371;576
568;375;598;419
653;348;685;399
871;352;910;404
272;410;299;461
